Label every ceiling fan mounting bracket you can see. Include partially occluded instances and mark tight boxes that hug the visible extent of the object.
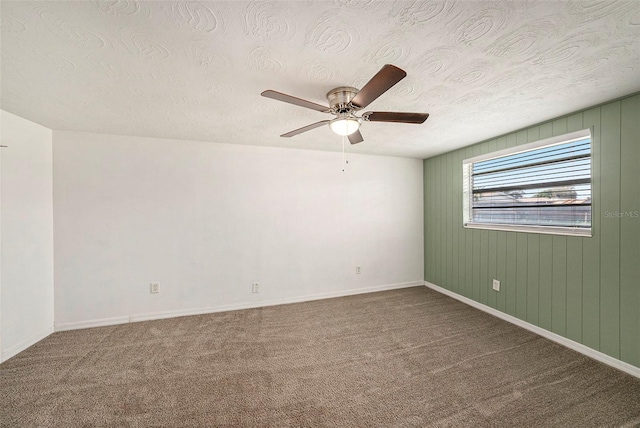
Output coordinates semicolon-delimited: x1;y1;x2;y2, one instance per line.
326;86;360;115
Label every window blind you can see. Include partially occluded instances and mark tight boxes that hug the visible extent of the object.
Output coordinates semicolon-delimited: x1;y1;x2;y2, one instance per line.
463;130;592;234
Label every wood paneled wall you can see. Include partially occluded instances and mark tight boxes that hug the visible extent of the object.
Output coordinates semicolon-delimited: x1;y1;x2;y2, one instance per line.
423;93;639;368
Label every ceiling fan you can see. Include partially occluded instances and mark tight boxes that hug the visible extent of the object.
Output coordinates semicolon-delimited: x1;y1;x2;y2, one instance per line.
261;64;429;145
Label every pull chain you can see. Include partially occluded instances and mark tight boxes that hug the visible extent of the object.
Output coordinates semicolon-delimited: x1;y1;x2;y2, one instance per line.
342;135;346;172
341;135;349;172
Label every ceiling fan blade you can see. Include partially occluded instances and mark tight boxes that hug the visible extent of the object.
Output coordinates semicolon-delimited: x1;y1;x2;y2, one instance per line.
350;64;407;109
363;111;429;124
261;90;330;112
281;120;330;137
348;130;364;144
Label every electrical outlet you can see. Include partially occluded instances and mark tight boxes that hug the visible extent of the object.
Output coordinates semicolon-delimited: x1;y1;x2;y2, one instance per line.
252;282;260;293
150;282;160;294
356;266;361;274
492;279;500;292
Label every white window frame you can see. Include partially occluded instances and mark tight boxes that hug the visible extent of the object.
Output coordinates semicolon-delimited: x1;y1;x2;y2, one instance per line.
463;129;593;237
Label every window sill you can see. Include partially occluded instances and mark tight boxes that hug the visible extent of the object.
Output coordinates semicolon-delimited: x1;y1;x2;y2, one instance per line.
463;222;592;237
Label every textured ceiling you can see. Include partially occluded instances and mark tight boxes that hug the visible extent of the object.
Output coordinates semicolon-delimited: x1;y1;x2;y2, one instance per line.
1;1;639;159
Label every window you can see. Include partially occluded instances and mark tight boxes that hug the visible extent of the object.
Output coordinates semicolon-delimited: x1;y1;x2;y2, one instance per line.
463;129;592;236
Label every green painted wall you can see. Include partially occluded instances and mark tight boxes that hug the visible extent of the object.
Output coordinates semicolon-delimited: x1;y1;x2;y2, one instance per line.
423;93;640;369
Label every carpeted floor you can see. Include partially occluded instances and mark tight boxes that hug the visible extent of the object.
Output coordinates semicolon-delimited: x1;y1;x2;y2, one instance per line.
2;286;639;427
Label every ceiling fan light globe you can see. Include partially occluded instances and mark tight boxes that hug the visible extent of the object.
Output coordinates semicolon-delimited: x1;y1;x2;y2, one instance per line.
330;118;360;136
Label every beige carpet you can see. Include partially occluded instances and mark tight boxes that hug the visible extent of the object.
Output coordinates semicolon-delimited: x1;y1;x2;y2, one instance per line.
2;286;640;427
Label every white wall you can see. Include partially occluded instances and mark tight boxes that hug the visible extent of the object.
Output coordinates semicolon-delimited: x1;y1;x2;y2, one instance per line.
0;110;54;362
52;131;424;329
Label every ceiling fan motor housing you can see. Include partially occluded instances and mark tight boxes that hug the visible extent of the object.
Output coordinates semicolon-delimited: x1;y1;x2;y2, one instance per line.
327;86;360;114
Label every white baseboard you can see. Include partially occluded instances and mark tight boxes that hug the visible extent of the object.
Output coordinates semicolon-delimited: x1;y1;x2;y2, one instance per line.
1;325;54;363
55;316;129;332
56;281;423;330
424;281;640;380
